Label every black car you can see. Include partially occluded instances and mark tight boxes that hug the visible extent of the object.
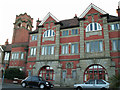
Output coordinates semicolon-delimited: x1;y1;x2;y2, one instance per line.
21;76;53;89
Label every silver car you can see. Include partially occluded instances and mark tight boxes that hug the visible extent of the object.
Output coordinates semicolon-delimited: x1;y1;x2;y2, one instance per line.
74;79;109;90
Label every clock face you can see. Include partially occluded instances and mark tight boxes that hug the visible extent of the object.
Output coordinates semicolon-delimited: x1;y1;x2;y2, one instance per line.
43;30;55;37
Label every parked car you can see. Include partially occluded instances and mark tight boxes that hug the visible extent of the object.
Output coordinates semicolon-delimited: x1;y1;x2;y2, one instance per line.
74;79;109;90
21;76;53;89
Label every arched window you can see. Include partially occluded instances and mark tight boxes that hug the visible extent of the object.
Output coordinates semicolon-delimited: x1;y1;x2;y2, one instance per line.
86;23;102;32
26;24;30;30
17;23;22;28
84;64;108;82
38;66;54;81
43;30;55;37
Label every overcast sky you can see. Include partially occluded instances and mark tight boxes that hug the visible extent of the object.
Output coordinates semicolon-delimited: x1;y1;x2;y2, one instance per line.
0;0;119;45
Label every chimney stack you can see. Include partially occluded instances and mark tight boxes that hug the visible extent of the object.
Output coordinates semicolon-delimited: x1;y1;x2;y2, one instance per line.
36;18;41;29
5;39;9;45
117;1;120;17
74;14;77;18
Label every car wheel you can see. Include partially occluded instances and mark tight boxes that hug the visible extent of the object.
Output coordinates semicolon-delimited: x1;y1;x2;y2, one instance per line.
101;88;107;90
39;84;45;89
21;82;26;88
76;87;82;90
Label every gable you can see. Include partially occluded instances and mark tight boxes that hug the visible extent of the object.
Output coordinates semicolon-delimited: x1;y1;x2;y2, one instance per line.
0;46;4;52
39;12;59;26
79;3;107;18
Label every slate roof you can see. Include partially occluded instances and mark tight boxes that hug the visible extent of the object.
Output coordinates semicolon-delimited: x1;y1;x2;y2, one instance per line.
60;17;79;29
1;44;12;52
29;29;38;34
108;15;120;22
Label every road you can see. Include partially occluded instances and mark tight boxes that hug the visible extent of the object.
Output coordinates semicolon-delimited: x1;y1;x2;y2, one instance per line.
1;83;74;90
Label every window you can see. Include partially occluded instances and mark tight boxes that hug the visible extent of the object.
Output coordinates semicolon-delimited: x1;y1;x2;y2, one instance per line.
86;40;103;53
86;23;102;32
72;70;76;79
84;64;108;82
26;24;30;30
30;47;36;56
32;35;37;41
97;80;106;84
41;46;54;55
111;23;120;30
38;66;54;81
4;52;10;60
26;76;31;81
20;52;24;59
62;70;66;80
86;42;90;52
71;29;78;35
112;40;120;51
71;43;78;54
62;44;69;54
11;52;19;60
17;23;22;28
86;80;95;84
62;30;69;36
32;76;39;81
43;30;55;37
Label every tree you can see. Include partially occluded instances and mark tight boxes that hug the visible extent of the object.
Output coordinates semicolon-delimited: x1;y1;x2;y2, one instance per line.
109;73;120;89
4;68;25;80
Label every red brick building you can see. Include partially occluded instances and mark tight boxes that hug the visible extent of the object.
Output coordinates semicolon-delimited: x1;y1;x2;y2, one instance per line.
0;3;120;86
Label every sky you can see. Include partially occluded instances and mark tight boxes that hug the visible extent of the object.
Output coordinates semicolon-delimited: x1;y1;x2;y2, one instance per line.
0;0;119;45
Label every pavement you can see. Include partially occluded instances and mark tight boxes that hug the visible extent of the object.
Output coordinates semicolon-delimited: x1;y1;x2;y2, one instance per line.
1;83;21;88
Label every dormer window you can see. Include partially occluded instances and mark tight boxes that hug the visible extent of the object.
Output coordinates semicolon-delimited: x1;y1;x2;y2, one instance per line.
43;30;55;37
86;23;102;32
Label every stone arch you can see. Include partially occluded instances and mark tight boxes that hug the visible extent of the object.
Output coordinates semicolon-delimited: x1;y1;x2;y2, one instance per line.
83;64;108;82
38;65;55;81
78;59;115;83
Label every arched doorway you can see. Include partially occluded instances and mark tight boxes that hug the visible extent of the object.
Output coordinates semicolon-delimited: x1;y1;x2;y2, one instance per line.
84;64;108;82
38;66;54;81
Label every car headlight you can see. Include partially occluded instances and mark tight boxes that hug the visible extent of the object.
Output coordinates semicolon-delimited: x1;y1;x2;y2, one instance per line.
46;82;49;84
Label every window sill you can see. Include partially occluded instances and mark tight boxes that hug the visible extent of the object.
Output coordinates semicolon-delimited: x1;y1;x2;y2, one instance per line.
28;55;36;57
41;54;54;56
86;30;102;33
86;51;103;54
111;50;120;52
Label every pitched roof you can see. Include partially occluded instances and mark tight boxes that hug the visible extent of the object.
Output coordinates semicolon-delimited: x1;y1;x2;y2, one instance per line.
4;44;12;52
0;44;12;52
60;18;79;29
29;29;38;34
79;3;107;18
108;15;120;22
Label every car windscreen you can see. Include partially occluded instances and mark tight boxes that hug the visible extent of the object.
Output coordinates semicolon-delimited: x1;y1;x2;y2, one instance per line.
25;77;31;81
96;80;106;84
